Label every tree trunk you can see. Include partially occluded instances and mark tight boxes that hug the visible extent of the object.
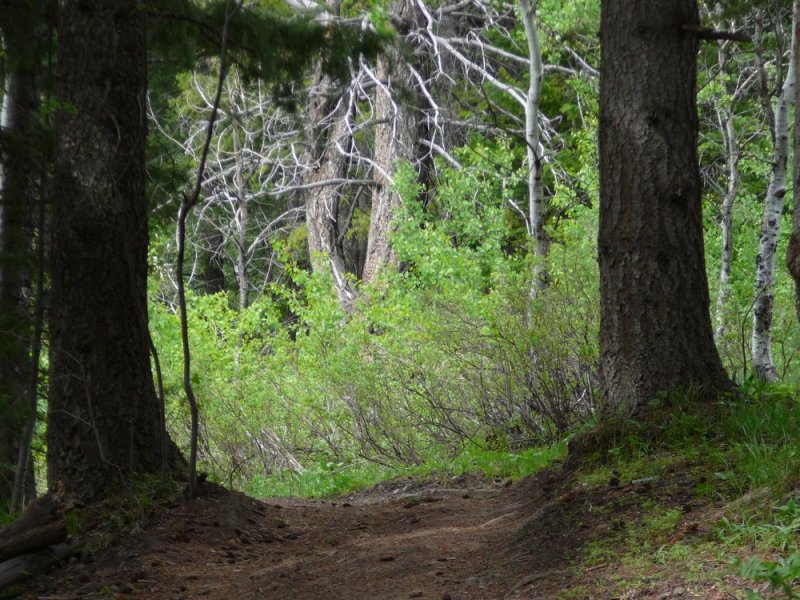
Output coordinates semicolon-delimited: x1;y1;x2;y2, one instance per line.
302;62;357;311
598;0;730;415
362;0;417;285
790;0;800;325
518;0;549;294
48;0;177;501
236;198;250;310
714;105;739;341
0;23;39;507
233;128;250;311
196;221;226;295
751;10;796;382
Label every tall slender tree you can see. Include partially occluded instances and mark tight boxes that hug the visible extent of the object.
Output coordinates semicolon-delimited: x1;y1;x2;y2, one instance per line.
518;0;549;294
0;1;47;507
790;0;800;325
598;0;731;415
47;0;176;500
751;6;796;381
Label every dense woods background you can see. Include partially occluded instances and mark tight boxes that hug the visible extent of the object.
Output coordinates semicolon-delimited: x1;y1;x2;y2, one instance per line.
1;0;800;519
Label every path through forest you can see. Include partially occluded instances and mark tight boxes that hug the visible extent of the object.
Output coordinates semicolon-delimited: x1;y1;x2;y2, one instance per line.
22;465;747;599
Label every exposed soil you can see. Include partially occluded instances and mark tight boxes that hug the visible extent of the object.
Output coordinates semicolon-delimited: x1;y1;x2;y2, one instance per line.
17;464;753;599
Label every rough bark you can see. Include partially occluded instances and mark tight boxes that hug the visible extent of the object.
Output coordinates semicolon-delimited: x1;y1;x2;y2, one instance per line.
362;21;417;285
751;10;796;382
790;0;800;325
302;64;357;311
0;21;40;507
48;0;177;501
598;0;731;415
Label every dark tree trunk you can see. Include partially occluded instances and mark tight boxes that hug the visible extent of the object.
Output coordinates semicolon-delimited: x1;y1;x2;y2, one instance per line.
47;0;176;501
598;0;730;415
0;14;41;507
197;222;226;296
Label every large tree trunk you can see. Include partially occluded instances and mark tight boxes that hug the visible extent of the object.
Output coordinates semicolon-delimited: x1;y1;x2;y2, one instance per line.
751;11;796;382
48;0;177;501
598;0;730;415
0;20;40;507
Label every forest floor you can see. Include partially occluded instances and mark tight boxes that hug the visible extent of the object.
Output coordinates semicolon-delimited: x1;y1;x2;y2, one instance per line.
15;454;766;600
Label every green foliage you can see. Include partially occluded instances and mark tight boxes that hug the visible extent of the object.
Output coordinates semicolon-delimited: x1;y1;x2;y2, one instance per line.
150;146;599;493
139;0;800;526
428;439;568;481
738;553;800;599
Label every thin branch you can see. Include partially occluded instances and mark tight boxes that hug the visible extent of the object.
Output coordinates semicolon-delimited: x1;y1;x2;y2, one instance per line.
177;0;238;499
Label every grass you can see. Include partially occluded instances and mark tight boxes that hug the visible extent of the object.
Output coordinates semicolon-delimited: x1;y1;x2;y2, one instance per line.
556;384;800;598
245;438;568;498
246;460;396;498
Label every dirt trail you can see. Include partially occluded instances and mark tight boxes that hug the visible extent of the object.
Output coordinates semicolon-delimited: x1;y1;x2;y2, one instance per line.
21;467;743;599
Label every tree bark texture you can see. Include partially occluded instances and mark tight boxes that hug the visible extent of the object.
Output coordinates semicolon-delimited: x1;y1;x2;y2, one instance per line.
362;0;417;285
48;0;175;500
598;0;730;415
0;21;40;506
751;10;796;382
302;63;357;311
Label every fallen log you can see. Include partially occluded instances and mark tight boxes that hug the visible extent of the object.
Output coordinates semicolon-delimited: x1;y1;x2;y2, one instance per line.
0;523;67;562
0;496;61;545
0;542;73;590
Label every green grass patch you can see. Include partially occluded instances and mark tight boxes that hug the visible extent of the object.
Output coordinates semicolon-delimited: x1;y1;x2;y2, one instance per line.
246;439;567;499
246;460;396;498
567;384;800;598
416;438;568;481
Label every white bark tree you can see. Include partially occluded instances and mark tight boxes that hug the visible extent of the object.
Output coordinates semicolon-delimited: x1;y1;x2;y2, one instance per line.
751;7;796;381
706;16;757;341
518;0;548;293
713;101;740;342
154;0;598;313
153;68;306;309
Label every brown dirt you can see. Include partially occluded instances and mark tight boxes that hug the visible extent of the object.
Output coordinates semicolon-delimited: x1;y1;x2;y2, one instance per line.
17;465;752;599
